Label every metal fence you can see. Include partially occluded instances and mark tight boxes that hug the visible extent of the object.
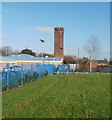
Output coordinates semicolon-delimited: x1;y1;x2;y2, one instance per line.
0;63;111;92
1;64;57;91
1;64;72;91
79;66;112;73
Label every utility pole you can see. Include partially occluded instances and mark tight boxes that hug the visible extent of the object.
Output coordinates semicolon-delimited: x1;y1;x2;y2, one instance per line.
40;39;45;64
77;47;80;64
6;46;8;56
77;47;80;71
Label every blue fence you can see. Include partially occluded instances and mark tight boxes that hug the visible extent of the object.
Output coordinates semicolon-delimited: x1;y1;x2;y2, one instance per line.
1;63;71;91
1;63;111;92
57;64;71;73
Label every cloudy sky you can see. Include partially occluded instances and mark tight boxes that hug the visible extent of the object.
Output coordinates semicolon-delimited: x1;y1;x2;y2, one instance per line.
1;2;110;60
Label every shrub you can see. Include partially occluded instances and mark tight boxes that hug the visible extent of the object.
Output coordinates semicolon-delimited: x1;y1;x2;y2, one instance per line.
2;85;8;91
18;79;22;85
33;72;39;79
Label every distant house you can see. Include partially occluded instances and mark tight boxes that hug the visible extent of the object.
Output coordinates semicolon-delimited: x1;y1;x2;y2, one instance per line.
91;61;98;68
93;59;109;66
78;58;110;72
78;58;90;72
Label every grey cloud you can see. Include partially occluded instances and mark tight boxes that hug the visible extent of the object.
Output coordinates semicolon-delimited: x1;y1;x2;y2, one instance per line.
0;34;12;39
34;27;53;35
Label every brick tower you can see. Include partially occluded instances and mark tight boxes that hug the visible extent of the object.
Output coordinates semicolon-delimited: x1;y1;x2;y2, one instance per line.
54;27;64;58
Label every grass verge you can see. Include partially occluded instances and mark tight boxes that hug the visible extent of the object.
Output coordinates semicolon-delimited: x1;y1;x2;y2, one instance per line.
2;74;110;118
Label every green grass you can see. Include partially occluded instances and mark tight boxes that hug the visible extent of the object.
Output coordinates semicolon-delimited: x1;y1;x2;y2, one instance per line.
2;74;110;118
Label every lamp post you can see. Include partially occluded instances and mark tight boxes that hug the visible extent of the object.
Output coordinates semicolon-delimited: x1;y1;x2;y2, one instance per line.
40;39;45;64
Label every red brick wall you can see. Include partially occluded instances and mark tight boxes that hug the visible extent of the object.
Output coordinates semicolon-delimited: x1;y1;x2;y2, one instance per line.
91;61;98;68
54;27;64;57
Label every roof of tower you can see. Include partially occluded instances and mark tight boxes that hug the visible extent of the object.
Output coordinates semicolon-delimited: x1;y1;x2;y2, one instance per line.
54;27;64;31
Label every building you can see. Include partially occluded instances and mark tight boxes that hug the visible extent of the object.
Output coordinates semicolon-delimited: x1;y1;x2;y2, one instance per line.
93;59;109;66
0;54;63;71
54;27;64;58
91;61;98;68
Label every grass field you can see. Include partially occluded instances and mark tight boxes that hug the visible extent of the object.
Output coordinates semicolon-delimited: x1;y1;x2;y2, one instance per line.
2;74;110;118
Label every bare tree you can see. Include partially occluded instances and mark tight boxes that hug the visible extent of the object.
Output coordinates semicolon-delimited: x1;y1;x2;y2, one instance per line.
1;46;13;56
0;46;20;56
85;35;101;71
64;55;77;64
11;50;20;55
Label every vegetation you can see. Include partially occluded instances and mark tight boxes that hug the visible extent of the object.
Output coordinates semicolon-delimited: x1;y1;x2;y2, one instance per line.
33;72;39;79
38;53;54;57
2;72;42;91
2;85;8;91
2;74;110;118
20;48;36;56
109;59;112;65
0;46;20;56
64;55;77;64
18;79;22;85
85;35;101;72
41;70;48;78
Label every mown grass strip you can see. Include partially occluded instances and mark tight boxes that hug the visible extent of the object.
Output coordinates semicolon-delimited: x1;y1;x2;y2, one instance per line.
2;74;110;118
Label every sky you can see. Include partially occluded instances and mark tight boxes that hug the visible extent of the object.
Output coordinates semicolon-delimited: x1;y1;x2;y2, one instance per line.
0;0;111;2
1;2;110;60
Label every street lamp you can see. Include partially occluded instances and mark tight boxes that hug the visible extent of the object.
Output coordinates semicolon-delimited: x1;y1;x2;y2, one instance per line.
40;39;45;64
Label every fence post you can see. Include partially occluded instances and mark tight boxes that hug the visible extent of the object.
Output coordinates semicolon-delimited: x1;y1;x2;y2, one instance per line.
57;71;59;74
31;64;33;70
31;64;33;82
6;70;9;91
21;64;24;86
66;71;68;75
6;63;10;68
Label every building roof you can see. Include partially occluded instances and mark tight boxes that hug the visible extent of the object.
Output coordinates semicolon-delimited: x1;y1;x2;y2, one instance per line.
0;54;63;62
93;59;108;64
